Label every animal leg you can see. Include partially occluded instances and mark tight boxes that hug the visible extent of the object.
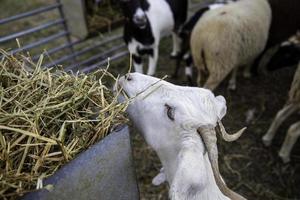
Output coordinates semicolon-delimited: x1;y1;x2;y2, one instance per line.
183;53;195;85
203;76;220;91
147;47;158;76
196;72;203;87
204;70;228;91
243;61;255;78
257;45;280;74
185;65;194;85
278;121;300;163
170;32;181;58
133;54;143;73
172;55;182;79
262;104;298;146
228;67;238;90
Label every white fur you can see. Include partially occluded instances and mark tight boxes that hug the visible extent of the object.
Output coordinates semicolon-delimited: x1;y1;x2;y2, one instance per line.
185;66;193;76
209;3;226;9
127;0;180;75
117;73;239;200
135;8;145;19
190;0;271;90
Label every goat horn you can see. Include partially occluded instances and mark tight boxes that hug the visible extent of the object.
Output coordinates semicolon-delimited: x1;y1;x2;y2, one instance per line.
197;126;247;200
217;120;246;142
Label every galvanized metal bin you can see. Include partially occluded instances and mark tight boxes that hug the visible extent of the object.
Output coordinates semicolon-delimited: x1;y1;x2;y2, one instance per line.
22;125;139;200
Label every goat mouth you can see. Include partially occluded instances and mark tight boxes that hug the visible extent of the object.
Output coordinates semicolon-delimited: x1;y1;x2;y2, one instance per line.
121;88;130;99
138;24;147;29
117;83;130;99
113;81;130;100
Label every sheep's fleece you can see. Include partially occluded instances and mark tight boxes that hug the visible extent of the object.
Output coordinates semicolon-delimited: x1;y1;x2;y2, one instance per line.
116;73;246;200
191;0;271;90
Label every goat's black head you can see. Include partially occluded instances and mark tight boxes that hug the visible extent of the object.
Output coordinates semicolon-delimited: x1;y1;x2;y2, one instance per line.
120;0;149;29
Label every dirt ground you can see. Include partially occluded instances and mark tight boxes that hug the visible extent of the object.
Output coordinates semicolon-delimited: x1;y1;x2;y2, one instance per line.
114;37;300;200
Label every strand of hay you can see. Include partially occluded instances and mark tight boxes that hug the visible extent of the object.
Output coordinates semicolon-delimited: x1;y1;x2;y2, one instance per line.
0;49;129;199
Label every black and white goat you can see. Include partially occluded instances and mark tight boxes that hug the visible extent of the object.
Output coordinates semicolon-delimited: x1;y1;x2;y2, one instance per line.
120;0;188;75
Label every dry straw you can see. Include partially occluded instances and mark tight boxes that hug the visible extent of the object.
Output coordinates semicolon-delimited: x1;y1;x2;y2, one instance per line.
0;49;129;199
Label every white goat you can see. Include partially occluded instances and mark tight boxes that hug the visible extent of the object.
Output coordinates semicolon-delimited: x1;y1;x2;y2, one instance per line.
190;0;271;90
262;62;300;163
116;72;247;200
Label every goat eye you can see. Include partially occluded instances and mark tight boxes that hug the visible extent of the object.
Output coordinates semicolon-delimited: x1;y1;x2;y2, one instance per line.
165;104;175;121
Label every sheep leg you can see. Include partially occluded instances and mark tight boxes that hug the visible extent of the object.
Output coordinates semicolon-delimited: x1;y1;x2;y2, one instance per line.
278;121;300;163
147;47;158;76
133;54;143;73
203;75;221;91
243;61;255;78
257;45;280;74
262;104;298;146
185;65;194;86
228;68;238;90
170;32;181;58
196;72;203;87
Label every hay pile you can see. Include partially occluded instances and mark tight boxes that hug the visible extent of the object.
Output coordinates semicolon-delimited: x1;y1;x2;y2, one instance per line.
0;50;128;199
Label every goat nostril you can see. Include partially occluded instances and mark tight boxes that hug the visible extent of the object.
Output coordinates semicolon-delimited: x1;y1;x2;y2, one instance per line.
125;74;132;81
134;16;147;27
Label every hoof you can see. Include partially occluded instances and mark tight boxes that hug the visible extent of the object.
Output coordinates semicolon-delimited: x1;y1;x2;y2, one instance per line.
279;151;290;163
262;136;272;147
227;83;236;91
170;52;179;59
243;71;252;78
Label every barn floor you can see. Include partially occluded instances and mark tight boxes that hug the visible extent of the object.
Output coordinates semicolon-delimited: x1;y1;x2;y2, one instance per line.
112;37;300;200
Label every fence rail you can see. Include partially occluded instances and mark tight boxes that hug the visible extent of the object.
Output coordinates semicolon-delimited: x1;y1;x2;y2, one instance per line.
0;3;62;25
0;0;204;73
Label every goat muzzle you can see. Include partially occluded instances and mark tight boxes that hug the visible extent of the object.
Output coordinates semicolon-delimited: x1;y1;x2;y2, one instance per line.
197;124;247;200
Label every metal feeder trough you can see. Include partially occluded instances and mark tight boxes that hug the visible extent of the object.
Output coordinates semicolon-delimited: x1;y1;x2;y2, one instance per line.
22;125;139;200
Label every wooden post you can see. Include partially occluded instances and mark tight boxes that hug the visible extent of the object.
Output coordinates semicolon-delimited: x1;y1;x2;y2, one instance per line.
60;0;88;39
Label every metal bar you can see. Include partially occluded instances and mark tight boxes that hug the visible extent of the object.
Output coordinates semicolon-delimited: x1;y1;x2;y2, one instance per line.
0;19;65;43
82;50;129;73
32;39;83;61
65;43;126;71
10;31;68;55
0;3;61;25
43;34;123;68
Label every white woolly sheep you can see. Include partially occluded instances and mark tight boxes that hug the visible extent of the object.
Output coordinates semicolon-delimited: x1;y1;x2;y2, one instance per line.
262;62;300;163
173;0;235;84
116;72;247;200
190;0;271;90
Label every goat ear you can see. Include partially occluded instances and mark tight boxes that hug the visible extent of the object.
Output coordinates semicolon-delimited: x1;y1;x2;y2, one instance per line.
214;95;227;119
